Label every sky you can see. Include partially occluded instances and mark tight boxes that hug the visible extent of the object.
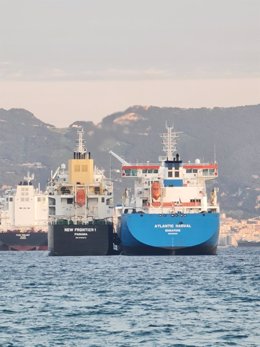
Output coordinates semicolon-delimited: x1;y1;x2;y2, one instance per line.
0;0;259;127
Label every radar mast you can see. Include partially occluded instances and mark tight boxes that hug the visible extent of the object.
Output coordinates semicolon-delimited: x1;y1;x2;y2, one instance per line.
161;124;181;161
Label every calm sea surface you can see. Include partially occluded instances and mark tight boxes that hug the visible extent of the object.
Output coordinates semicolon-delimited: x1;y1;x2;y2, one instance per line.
0;247;259;347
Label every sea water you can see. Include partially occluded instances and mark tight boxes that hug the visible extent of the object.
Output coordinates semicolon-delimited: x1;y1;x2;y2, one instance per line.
0;247;259;347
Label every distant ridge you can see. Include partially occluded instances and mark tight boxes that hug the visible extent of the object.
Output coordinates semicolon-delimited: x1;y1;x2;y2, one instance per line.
0;104;260;218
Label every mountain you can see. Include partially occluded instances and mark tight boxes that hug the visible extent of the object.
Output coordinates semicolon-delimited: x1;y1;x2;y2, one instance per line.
0;105;259;219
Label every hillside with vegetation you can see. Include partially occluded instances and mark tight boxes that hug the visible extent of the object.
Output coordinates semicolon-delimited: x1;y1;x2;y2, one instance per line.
0;105;259;218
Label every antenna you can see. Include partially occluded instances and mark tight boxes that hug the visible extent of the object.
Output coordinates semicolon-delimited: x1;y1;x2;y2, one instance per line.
161;123;181;161
76;128;86;154
24;172;34;184
74;128;87;159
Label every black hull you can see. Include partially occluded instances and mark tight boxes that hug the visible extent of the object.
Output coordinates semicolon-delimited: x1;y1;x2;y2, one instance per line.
0;231;48;251
48;221;117;256
120;242;217;256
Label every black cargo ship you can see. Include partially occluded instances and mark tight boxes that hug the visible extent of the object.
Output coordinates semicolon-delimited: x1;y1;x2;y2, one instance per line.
0;231;47;251
0;173;48;251
47;128;117;256
48;221;114;256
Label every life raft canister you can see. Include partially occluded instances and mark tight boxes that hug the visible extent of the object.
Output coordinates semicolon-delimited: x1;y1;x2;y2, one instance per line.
76;189;86;206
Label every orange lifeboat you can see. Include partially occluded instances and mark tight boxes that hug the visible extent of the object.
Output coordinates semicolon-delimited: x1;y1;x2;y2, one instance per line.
76;189;86;206
151;181;161;203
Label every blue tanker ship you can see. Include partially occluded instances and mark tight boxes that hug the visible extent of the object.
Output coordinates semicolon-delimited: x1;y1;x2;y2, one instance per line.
111;125;220;255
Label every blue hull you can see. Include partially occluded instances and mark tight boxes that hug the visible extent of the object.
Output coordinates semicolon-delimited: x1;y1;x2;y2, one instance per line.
119;212;220;255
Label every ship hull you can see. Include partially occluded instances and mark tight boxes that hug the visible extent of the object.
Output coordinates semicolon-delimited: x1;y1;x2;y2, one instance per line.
48;221;116;256
0;231;48;251
118;212;220;255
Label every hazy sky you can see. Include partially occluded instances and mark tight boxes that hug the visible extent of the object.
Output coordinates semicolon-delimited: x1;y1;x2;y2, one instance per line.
0;0;259;127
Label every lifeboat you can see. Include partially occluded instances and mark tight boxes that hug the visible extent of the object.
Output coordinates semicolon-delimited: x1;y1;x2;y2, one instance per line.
76;189;86;206
151;181;161;204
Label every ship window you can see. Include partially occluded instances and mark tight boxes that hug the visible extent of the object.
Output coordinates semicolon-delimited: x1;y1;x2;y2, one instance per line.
148;169;152;173
175;171;179;177
102;197;105;203
168;171;173;177
49;198;56;205
95;187;100;194
142;169;147;174
154;169;158;174
186;169;192;174
82;165;88;172
192;169;198;173
125;169;137;176
67;198;73;204
9;197;13;202
209;169;215;175
75;165;80;172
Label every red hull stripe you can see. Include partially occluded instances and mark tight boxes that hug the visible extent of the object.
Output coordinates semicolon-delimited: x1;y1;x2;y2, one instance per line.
7;245;48;251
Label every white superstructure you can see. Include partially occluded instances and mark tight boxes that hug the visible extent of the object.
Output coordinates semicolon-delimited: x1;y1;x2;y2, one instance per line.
111;125;219;215
0;173;48;232
47;129;114;223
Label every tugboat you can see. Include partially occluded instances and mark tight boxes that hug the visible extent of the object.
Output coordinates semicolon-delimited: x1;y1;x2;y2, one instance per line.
0;173;48;251
47;128;116;256
111;125;220;255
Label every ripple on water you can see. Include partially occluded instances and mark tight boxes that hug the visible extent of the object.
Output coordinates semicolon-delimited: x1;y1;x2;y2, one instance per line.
0;248;259;347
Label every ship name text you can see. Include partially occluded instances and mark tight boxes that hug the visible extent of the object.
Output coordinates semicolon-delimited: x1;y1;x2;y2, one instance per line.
154;224;191;228
64;227;97;232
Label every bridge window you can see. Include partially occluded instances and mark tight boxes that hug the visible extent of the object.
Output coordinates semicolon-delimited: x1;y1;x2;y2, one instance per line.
125;169;137;176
